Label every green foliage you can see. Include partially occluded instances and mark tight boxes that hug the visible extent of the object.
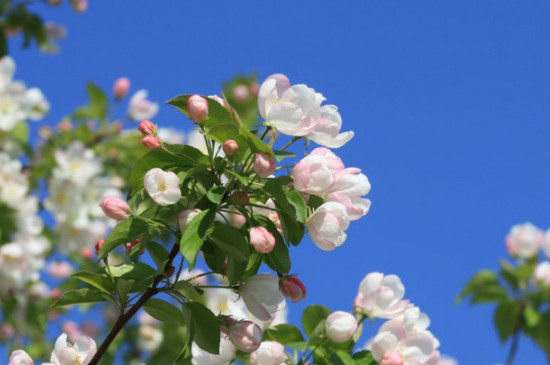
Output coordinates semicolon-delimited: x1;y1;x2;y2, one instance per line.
182;302;220;355
51;288;111;308
180;208;216;269
493;300;522;342
457;270;508;304
98;218;149;259
74;82;109;121
144;298;187;325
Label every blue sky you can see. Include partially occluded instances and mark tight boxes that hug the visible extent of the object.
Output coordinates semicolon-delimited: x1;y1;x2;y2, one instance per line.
10;1;550;363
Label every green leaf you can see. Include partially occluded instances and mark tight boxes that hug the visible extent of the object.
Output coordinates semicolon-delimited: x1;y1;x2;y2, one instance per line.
144;298;186;325
286;190;307;222
263;178;305;244
116;278;134;302
264;324;304;344
174;280;203;302
239;126;273;155
180;208;216;270
51;288;109;309
258;216;291;274
183;302;220;354
207;222;250;262
11;121;29;145
273;149;297;161
353;350;377;365
533;310;550;362
105;263;156;280
456;270;508;304
226;257;248;285
302;305;332;336
87;82;108;120
524;305;542;329
71;271;115;293
98;218;148;259
0;29;6;57
331;351;355;365
206;186;226;204
493;300;522;342
147;241;169;267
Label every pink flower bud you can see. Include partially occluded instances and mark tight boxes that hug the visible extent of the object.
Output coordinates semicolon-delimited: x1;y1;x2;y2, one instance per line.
250;341;287;365
140;135;162;149
249;82;260;96
70;0;88;13
233;84;250;103
99;197;131;220
223;139;239;155
81;247;93;260
249;227;276;254
51;288;62;300
46;0;62;6
94;240;104;255
113;77;130;99
124;238;142;255
253;153;276;178
187;95;209;123
279;275;306;303
0;324;14;341
178;209;202;233
138;119;157;135
227;320;262;352
325;311;358;343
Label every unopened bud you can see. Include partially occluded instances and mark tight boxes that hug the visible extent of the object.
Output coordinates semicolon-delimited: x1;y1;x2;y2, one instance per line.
140;135;162;149
229;191;249;205
187;95;209;123
279;275;306;303
223;139;239;156
325;311;358;343
249;227;276;254
138;119;157;135
113;77;130;99
253;153;276;178
95;239;105;255
99;197;131;220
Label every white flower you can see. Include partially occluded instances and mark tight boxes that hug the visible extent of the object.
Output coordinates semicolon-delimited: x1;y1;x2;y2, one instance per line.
9;349;34;365
505;222;542;259
144;168;181;206
307;201;350;251
53;141;102;187
240;274;286;321
326;311;358;343
355;272;409;319
128;89;159;121
191;335;235;365
250;341;287;365
42;333;97;365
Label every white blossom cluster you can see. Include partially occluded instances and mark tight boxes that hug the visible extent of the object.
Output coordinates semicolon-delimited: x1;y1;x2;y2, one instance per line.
44;141;124;255
0;152;49;294
0;56;49;132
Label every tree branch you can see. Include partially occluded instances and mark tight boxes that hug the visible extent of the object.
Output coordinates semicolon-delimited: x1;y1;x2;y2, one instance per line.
89;243;181;365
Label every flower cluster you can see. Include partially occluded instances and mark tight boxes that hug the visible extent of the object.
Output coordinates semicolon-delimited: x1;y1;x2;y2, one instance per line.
44;141;124;255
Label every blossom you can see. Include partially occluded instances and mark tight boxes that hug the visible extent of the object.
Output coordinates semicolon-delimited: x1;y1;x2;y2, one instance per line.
307;201;350;251
128;89;159;121
534;261;550;287
225;320;263;352
9;349;34;365
240;274;286;321
250;341;287;365
191;335;235;365
505;222;542;259
113;77;130;99
140;135;162;149
42;333;97;365
371;319;436;365
326;311;358;343
258;74;353;147
355;272;409;319
99;196;131;220
249;227;276;253
138;119;157;135
144;168;181;206
279;275;306;303
253;152;276;178
187;95;209;123
222;139;239;155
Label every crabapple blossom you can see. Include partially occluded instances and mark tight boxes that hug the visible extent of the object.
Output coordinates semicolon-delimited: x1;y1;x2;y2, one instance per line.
279;275;306;303
99;196;131;220
506;222;543;259
137;325;163;353
128;89;159;121
140;134;162;149
222;139;239;155
8;350;34;365
355;272;409;319
371;319;436;365
187;94;209;123
258;73;353;147
113;77;130;99
224;320;263;352
307;201;350;251
534;261;550;287
47;261;74;279
178;208;202;232
292;153;335;195
240;274;286;321
543;229;550;259
191;335;235;365
138;119;157;135
249;341;287;365
249;226;276;253
42;333;97;365
233;84;250;102
326;311;358;343
144;168;181;206
253;152;276;178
